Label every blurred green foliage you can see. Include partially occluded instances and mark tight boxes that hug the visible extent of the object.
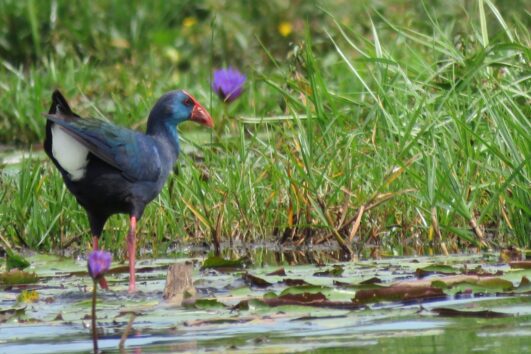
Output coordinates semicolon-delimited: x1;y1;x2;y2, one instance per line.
0;0;528;144
2;0;527;66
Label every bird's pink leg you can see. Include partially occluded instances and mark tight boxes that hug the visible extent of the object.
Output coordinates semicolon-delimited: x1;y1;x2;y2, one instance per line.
92;235;109;290
127;216;137;293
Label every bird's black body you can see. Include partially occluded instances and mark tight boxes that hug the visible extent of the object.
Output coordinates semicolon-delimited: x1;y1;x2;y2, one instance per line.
43;90;213;292
44;91;173;235
62;157;163;236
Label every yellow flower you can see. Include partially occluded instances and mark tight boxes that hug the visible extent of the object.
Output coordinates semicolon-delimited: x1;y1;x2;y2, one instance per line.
183;17;197;28
164;47;180;63
278;21;293;37
111;37;130;49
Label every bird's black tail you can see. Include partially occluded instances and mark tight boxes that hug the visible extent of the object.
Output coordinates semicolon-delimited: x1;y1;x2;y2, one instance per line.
49;89;74;115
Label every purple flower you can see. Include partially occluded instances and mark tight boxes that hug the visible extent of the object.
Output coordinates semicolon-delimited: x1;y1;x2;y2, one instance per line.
212;67;246;103
87;250;112;279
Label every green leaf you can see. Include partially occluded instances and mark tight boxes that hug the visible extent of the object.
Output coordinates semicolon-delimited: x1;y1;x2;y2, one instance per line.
431;280;451;289
0;270;38;285
416;264;458;277
474;278;514;291
190;299;227;310
280;285;332;296
0;306;26;323
313;265;344;277
17;289;39;303
6;250;30;271
201;256;248;270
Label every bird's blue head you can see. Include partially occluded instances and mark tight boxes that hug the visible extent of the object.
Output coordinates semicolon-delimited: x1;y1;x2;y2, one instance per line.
147;90;213;135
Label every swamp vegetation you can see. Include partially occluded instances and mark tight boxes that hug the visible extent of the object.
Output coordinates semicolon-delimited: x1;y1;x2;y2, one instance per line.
0;1;529;353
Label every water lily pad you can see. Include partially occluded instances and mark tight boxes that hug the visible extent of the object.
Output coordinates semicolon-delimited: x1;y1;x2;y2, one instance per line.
260;292;363;310
509;261;531;269
416;264;458;277
242;273;273;288
353;286;446;304
190;298;227;309
280;285;331;296
441;276;515;293
283;278;310;286
201;256;248;270
359;277;382;284
184;316;253;326
267;268;286;276
0;306;25;323
313;265;344;277
333;280;383;290
432;307;512;318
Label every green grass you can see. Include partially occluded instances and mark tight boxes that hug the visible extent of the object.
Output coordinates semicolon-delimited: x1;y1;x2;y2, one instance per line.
0;1;529;256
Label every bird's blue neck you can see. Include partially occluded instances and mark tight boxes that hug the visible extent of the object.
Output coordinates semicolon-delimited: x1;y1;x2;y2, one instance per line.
147;121;180;157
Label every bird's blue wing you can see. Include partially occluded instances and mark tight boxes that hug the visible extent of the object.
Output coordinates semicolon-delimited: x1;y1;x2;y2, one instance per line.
45;113;162;182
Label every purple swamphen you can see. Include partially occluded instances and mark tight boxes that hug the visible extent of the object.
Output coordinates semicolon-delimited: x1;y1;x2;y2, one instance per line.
44;90;213;292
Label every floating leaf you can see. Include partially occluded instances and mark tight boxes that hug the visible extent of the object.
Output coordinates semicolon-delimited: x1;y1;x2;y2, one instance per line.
416;264;457;278
291;314;348;322
431;280;451;289
333;280;352;287
359;277;382;284
201;256;248;270
475;277;514;290
190;299;227;310
242;273;272;288
333;280;383;290
509;261;531;269
432;307;511;318
280;285;331;296
274;292;327;303
232;298;271;311
463;266;503;276
0;269;38;285
184;317;253;327
497;276;531;296
283;278;310;286
313;265;344;277
0;306;25;323
260;292;363;310
263;291;277;299
229;286;253;297
267;268;286;276
353;286;446;304
423;275;515;293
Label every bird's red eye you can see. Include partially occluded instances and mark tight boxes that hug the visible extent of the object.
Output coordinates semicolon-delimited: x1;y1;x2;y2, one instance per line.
184;97;194;106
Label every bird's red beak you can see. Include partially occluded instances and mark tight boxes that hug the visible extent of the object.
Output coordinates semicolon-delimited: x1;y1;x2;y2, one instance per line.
185;91;214;128
191;103;214;128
